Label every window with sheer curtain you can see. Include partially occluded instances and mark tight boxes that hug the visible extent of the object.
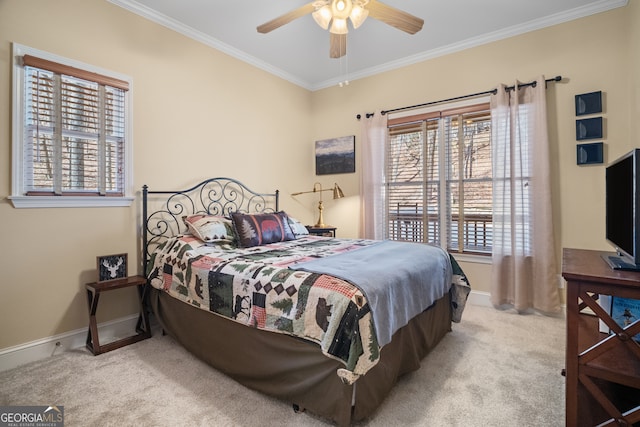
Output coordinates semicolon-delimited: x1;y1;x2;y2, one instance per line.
11;44;133;208
386;103;492;255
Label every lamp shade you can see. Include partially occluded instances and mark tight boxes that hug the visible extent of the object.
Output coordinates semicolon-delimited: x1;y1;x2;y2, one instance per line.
291;182;344;228
330;17;348;34
349;4;368;29
331;0;352;19
312;5;332;30
313;0;369;34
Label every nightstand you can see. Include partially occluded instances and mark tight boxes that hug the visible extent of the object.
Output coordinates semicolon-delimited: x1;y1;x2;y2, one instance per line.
306;226;337;237
85;275;151;355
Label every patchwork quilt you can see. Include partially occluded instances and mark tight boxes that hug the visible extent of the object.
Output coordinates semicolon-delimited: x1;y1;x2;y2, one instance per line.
147;235;470;383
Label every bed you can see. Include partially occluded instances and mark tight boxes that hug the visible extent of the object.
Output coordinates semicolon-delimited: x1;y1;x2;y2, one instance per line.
142;177;470;425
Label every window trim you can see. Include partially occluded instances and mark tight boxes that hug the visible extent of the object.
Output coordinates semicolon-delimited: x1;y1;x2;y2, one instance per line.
386;97;492;255
10;43;134;209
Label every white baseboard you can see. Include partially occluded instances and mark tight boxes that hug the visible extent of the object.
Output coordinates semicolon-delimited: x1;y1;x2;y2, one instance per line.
467;289;567;315
0;314;149;372
468;290;492;307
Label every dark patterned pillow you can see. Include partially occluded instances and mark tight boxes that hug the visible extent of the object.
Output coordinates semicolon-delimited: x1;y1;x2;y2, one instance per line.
231;211;295;248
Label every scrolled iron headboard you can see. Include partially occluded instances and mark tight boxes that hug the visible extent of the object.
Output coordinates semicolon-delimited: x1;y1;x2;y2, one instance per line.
142;177;279;273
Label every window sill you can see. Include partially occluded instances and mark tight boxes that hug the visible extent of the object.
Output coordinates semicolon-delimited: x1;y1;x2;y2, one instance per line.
450;252;492;265
9;195;135;209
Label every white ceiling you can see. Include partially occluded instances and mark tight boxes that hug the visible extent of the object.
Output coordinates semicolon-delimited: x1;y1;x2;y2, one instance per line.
109;0;627;91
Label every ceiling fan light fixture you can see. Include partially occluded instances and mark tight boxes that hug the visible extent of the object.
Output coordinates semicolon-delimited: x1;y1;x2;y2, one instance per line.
330;17;348;35
349;4;368;29
331;0;352;19
312;4;332;30
257;0;423;59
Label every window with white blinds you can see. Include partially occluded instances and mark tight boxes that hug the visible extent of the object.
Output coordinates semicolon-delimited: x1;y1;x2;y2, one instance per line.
386;103;492;255
11;44;133;208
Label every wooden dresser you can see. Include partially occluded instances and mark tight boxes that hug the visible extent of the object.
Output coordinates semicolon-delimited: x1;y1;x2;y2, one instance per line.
562;248;640;426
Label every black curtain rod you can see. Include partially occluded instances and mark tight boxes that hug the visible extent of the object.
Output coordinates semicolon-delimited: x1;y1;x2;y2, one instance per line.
356;75;562;120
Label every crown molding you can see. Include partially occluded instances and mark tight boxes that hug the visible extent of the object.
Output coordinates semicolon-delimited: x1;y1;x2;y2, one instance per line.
107;0;312;90
110;0;628;92
310;0;629;90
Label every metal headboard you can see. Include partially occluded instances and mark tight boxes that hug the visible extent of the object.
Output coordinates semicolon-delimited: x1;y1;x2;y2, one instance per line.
142;177;280;274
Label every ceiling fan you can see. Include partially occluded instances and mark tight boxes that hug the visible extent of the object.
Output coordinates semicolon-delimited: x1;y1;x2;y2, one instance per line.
257;0;424;58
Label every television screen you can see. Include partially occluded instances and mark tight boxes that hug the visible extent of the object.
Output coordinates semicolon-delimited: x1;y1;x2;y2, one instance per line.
605;149;640;269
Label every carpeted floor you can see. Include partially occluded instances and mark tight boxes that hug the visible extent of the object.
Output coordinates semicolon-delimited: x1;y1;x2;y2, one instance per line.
0;303;566;426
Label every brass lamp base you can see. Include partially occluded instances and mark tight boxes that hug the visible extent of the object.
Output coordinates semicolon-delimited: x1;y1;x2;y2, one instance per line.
291;182;344;229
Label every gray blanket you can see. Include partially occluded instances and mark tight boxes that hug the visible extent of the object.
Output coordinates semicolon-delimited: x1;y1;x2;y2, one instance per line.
291;240;452;347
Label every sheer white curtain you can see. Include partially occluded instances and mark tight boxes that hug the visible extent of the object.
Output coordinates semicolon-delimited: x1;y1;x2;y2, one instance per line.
359;111;387;239
490;76;560;313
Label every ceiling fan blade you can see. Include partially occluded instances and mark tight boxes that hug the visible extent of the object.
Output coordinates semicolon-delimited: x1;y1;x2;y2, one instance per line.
257;3;316;34
367;0;424;35
330;33;347;58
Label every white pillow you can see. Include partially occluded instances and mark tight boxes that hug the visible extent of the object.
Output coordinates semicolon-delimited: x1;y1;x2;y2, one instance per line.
183;214;235;243
287;215;309;237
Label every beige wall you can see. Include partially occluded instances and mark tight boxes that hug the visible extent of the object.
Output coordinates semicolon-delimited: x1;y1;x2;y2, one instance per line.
0;0;313;349
0;0;637;350
311;4;638;294
632;0;640;127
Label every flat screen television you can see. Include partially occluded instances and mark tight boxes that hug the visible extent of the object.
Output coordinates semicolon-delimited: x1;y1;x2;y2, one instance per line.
604;148;640;270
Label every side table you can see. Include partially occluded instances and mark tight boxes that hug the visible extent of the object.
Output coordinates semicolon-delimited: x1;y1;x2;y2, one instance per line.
306;226;337;237
85;275;151;355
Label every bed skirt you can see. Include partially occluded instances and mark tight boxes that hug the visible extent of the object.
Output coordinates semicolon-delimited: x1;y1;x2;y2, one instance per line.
150;287;452;425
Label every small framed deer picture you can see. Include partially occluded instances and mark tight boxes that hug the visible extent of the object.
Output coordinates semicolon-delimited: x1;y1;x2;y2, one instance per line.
97;253;128;283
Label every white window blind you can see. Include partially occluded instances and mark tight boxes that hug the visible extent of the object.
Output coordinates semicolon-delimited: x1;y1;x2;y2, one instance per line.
387;118;441;245
444;109;493;253
23;55;128;196
386;103;492;255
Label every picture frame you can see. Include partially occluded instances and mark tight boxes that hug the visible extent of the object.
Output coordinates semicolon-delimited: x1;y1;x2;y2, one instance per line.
576;117;603;140
575;91;602;116
610;296;640;342
97;253;128;283
576;142;604;165
315;135;355;175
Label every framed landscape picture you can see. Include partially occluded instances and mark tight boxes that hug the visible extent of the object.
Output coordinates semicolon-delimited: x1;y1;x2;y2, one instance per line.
315;135;355;175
